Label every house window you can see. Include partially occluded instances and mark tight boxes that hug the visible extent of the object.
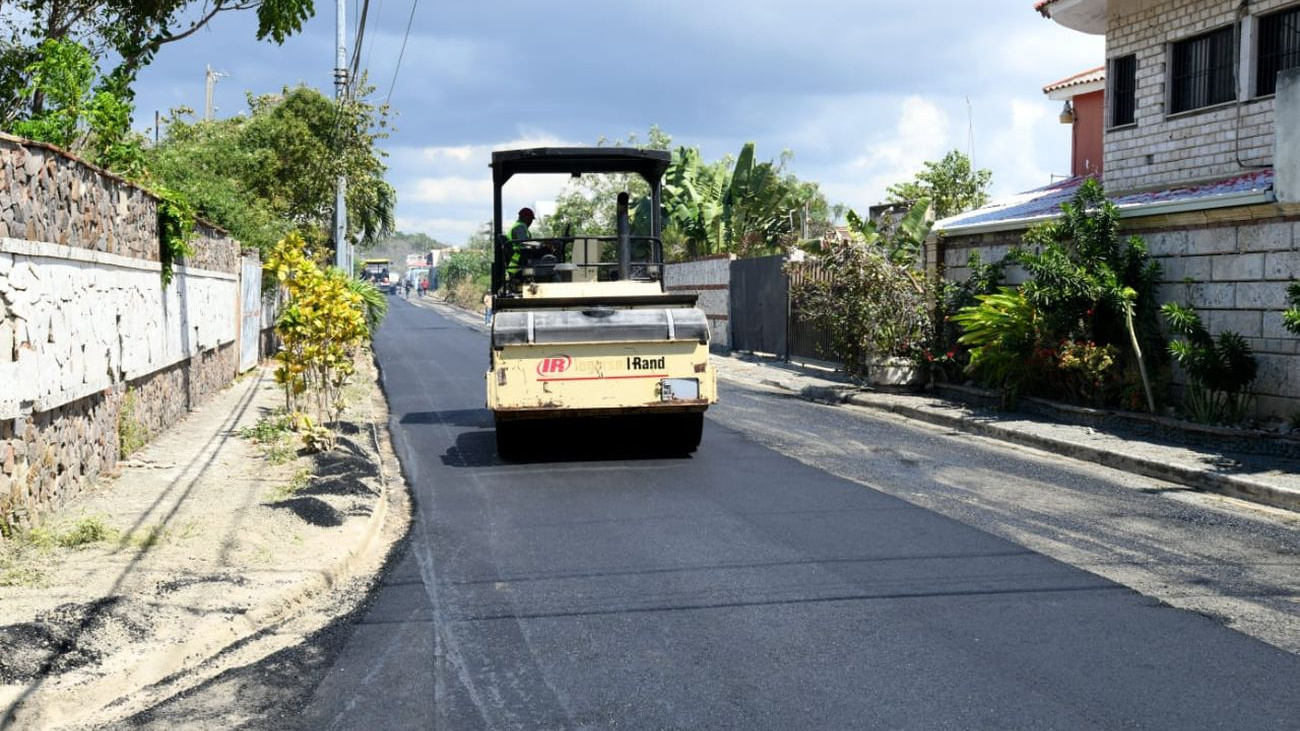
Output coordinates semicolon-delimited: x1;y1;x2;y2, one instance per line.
1257;6;1300;97
1110;54;1137;126
1170;25;1236;113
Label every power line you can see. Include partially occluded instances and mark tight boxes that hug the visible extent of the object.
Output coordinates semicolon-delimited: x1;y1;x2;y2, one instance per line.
386;0;421;107
349;0;372;88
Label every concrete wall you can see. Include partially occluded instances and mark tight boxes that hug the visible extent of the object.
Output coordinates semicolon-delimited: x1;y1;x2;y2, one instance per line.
0;134;254;531
664;255;733;351
1102;0;1297;193
938;207;1300;420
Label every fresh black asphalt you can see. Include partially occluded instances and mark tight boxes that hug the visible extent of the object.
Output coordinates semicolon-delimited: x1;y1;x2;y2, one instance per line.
297;297;1300;730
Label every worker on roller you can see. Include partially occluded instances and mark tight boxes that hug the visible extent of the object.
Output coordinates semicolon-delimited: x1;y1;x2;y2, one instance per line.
506;207;535;274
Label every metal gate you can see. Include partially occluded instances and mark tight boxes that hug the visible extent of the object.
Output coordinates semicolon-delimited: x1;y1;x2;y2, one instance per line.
729;255;788;357
239;256;262;372
787;261;837;363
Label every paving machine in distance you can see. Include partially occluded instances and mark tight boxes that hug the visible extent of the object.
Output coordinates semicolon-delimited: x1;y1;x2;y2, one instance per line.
486;147;717;458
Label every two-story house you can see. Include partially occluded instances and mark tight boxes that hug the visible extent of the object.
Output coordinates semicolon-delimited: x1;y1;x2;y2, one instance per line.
932;0;1300;420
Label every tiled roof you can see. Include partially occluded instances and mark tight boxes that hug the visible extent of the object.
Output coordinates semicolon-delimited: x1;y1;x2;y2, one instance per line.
936;170;1276;233
1043;66;1105;94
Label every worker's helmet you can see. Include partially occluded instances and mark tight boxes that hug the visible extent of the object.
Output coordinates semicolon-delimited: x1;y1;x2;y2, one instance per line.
518;207;535;220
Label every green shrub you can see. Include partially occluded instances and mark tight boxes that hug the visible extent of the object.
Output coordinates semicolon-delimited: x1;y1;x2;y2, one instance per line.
1161;302;1257;424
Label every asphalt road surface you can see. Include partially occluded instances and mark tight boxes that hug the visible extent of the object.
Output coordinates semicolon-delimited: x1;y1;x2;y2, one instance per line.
124;297;1300;730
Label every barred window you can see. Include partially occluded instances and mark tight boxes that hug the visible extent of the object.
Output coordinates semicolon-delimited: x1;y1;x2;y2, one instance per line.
1170;26;1236;113
1110;54;1137;126
1257;6;1300;96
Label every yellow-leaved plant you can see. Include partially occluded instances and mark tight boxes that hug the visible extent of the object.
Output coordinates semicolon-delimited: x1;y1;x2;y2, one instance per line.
266;234;370;450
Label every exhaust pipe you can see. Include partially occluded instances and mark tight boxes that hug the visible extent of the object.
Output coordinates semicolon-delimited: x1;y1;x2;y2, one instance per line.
617;191;630;281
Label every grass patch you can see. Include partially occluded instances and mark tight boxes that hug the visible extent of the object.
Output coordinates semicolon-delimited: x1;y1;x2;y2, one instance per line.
119;388;149;456
239;409;294;444
265;442;298;465
123;523;170;549
240;409;303;465
26;516;119;550
269;467;313;501
0;544;43;587
120;520;198;550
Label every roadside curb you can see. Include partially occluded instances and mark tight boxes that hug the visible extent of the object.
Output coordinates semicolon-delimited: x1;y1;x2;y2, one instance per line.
716;353;1300;515
836;392;1300;514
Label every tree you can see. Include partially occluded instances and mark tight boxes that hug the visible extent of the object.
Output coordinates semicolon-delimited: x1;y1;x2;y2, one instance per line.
4;38;145;175
549;126;673;238
1;0;313;121
551;130;831;260
146;84;395;252
886;150;992;219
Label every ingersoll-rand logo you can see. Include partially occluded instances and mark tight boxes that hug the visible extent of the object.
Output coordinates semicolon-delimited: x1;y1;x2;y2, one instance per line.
536;355;572;376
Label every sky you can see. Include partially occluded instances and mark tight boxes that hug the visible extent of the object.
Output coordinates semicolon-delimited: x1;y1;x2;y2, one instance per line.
129;0;1104;246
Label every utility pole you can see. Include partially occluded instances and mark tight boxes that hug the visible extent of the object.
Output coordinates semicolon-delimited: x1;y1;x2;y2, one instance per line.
334;0;350;272
204;65;226;121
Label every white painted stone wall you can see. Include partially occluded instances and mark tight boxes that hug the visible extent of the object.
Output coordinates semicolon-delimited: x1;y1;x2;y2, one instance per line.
0;238;237;420
664;255;733;350
1103;0;1297;193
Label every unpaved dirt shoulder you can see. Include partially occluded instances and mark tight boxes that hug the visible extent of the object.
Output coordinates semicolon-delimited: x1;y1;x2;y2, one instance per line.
0;349;411;730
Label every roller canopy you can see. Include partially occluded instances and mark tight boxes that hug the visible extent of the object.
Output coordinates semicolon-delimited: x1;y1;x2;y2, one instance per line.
491;148;672;186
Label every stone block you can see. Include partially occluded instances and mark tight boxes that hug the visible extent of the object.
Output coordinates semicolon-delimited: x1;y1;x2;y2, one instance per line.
1238;221;1293;252
1190;282;1235;308
1236;282;1291;309
1210;253;1265;281
1146;231;1187;256
1264;250;1300;281
1208;309;1262;338
1157;254;1211;283
1187;227;1237;254
1263;314;1299;340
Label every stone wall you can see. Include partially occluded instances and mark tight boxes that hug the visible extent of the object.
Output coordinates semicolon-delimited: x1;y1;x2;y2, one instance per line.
0;135;252;532
1102;0;1296;193
0;135;157;259
936;207;1300;420
0;343;238;528
664;255;734;351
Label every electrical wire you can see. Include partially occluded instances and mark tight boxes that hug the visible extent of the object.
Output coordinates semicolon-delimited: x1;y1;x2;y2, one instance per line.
386;0;422;107
350;0;372;89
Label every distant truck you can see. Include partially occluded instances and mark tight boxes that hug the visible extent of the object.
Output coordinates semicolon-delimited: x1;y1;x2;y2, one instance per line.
485;147;718;458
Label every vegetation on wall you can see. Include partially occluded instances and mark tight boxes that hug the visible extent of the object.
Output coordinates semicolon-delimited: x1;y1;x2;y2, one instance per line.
155;186;195;286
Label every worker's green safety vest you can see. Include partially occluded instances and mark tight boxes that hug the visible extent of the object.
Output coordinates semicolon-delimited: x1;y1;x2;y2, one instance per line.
506;220;530;269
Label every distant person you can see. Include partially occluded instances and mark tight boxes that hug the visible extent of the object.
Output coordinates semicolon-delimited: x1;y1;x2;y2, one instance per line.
419;278;428;297
403;279;412;298
483;292;493;325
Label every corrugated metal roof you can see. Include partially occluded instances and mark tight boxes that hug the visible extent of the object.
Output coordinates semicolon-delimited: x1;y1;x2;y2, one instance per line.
936;170;1276;234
